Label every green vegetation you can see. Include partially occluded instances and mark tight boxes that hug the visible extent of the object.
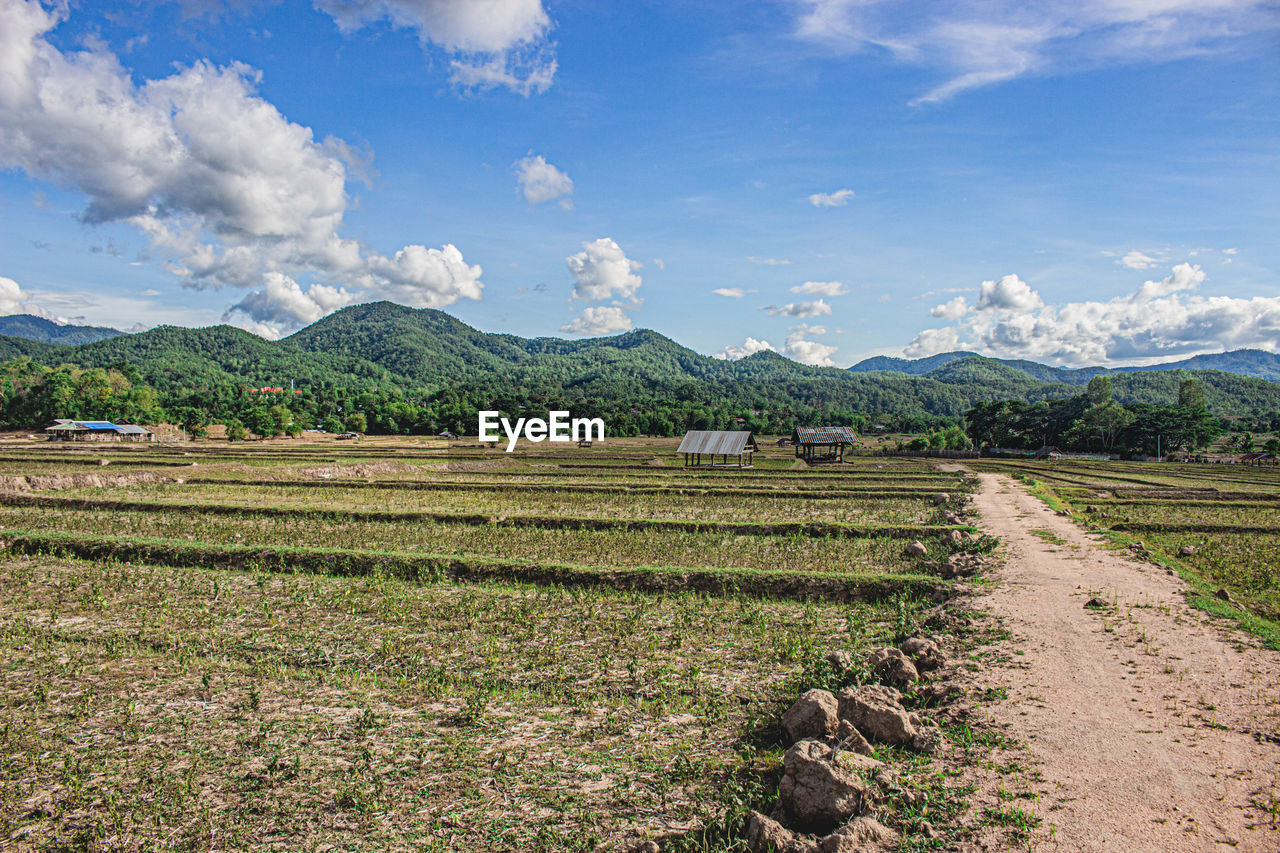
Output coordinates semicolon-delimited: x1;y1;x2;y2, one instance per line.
4;302;1280;437
0;436;993;850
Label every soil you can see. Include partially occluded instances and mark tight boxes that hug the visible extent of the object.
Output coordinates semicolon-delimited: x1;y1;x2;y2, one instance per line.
961;472;1280;852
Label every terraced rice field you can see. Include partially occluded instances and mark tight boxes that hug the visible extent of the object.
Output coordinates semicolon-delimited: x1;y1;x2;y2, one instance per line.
970;458;1280;632
0;436;980;851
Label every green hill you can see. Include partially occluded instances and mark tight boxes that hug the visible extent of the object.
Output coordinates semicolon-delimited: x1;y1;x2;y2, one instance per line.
5;302;1280;429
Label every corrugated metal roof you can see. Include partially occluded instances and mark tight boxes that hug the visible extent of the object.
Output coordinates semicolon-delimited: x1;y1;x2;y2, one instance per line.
793;426;859;445
117;424;152;434
78;421;121;431
676;430;757;455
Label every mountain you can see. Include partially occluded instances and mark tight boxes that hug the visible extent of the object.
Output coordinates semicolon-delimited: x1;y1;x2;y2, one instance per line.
0;314;125;345
5;302;1280;419
851;348;1280;385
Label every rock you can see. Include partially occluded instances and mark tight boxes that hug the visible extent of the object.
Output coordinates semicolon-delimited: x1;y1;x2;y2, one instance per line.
837;685;916;745
1179;545;1197;556
899;636;945;672
825;649;854;674
918;820;939;840
627;843;660;853
833;720;873;755
783;689;840;744
1215;588;1232;602
932;493;950;506
947;529;964;547
909;725;945;754
1085;504;1098;513
905;540;928;558
817;817;898;853
778;740;869;833
745;810;818;853
1084;597;1108;610
866;647;918;687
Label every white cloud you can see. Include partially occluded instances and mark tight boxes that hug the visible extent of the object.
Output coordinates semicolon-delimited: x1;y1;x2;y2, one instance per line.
904;327;962;358
714;337;776;360
905;263;1280;365
748;256;790;266
790;280;848;297
763;299;833;318
314;0;556;95
222;272;358;340
976;274;1043;312
566;238;642;302
1223;247;1239;255
808;188;855;207
784;323;839;366
930;296;969;321
1120;250;1161;270
0;275;58;320
513;153;572;207
795;0;1280;104
560;305;633;337
714;287;747;298
0;1;485;337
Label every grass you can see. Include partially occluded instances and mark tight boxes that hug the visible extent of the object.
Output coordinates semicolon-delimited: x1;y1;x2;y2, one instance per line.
0;436;990;850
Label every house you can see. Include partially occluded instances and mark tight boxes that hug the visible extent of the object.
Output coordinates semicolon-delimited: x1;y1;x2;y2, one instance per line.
676;430;758;468
117;424;155;442
45;420;128;442
792;426;859;463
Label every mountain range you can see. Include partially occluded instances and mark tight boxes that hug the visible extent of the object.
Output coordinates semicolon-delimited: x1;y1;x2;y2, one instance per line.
3;304;1280;418
0;314;124;346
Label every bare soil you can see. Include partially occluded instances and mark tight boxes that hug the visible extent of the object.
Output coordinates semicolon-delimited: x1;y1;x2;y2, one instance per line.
962;472;1280;852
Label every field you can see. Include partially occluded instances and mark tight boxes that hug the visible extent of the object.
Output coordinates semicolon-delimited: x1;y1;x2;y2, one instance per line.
968;457;1280;636
0;436;985;852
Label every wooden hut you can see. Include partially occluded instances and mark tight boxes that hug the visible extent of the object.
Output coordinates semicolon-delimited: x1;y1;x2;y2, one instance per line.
792;426;859;463
676;430;758;468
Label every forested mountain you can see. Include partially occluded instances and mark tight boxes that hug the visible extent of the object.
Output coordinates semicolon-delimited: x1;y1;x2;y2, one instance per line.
850;348;1280;384
0;314;124;345
3;302;1280;435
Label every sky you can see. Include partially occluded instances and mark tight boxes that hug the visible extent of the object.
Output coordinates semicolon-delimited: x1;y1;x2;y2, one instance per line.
1;0;1278;368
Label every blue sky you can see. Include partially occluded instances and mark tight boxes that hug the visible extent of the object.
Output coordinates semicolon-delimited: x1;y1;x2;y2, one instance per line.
1;0;1277;367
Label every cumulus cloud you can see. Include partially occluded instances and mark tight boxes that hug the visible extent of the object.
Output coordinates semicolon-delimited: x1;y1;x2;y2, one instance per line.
1120;250;1161;270
314;0;556;95
763;299;833;318
930;296;969;321
566;238;642;302
559;305;633;337
794;0;1280;104
222;272;358;340
906;263;1280;365
513;154;573;207
784;323;839;366
808;188;855;207
0;275;58;320
790;280;848;297
714;337;776;360
0;1;485;338
976;274;1043;312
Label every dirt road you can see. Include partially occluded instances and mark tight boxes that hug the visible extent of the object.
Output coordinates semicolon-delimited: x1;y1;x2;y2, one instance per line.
963;472;1280;852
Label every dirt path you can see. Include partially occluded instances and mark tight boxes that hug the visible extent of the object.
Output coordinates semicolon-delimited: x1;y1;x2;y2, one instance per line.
962;472;1280;852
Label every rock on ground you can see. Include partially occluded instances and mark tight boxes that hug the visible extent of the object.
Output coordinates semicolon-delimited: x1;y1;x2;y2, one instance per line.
745;811;817;853
899;636;946;672
867;647;919;687
817;817;898;853
778;740;869;832
783;689;839;744
837;685;916;745
906;540;928;558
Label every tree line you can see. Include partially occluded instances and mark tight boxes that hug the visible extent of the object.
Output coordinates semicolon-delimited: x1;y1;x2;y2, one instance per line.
963;376;1222;456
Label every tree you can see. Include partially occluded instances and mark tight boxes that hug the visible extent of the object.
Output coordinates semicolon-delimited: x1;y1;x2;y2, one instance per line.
1086;375;1113;406
1064;402;1133;452
346;412;367;434
1178;378;1207;411
225;418;246;442
321;415;344;434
